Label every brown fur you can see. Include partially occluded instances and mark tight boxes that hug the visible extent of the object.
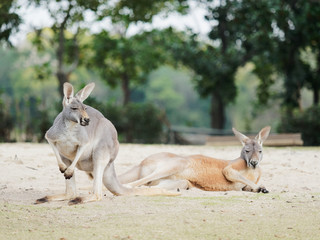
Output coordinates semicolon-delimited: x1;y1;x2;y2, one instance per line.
119;126;271;193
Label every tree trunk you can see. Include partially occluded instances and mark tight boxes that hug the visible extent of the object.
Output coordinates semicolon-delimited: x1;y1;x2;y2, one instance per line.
56;23;67;98
56;71;70;98
121;73;132;142
55;5;72;98
210;92;225;129
312;82;319;105
314;52;320;105
121;74;130;106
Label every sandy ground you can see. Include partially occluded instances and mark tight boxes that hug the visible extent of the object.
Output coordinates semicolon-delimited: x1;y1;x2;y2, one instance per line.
0;143;320;239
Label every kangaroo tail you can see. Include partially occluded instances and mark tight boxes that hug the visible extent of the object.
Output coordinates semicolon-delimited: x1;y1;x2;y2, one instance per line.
103;161;180;196
125;186;180;196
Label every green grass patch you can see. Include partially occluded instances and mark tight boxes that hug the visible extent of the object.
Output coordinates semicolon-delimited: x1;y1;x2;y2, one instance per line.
1;193;320;240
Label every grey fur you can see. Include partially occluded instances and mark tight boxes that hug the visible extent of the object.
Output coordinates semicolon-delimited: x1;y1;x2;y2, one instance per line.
37;83;136;204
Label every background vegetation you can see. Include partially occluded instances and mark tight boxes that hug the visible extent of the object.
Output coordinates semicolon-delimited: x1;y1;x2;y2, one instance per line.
0;0;320;145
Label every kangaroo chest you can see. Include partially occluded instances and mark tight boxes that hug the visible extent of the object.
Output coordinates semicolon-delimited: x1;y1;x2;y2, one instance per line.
54;124;88;160
188;168;259;191
185;156;260;191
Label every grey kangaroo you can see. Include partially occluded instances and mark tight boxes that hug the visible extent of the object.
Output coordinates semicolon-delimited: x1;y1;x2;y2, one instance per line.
36;82;176;205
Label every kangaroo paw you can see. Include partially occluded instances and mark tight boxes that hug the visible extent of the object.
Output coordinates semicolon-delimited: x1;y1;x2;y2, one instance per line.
64;168;74;179
35;196;49;204
59;165;67;174
68;197;83;205
258;186;269;194
242;185;252;192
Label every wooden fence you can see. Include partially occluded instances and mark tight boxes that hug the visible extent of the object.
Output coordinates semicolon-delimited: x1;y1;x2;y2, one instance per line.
206;133;303;147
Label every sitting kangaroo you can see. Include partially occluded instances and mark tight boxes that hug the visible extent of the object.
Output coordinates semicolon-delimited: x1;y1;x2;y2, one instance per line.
119;126;271;193
36;82;176;205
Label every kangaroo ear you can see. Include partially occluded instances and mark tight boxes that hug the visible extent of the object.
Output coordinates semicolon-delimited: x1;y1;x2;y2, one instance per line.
63;82;74;106
75;83;95;102
232;127;249;146
255;126;271;145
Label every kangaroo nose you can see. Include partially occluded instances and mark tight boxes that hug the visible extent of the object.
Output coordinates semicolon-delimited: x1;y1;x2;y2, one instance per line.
80;117;90;126
251;161;258;168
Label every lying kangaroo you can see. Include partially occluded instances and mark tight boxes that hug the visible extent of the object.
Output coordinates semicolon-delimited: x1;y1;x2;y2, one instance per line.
36;82;176;205
119;126;271;193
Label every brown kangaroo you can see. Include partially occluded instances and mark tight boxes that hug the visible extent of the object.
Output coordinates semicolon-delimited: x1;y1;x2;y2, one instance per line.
119;126;271;193
36;82;177;205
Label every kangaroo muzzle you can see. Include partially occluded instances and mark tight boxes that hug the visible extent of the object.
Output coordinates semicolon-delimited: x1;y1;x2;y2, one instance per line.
80;117;90;126
250;160;258;168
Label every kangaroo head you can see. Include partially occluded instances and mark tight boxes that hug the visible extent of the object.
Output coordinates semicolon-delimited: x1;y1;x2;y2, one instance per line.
232;126;271;169
62;82;95;126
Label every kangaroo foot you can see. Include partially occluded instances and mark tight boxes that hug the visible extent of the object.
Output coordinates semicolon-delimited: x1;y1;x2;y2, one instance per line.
59;165;67;174
34;196;49;204
64;168;74;179
258;186;269;194
68;197;83;205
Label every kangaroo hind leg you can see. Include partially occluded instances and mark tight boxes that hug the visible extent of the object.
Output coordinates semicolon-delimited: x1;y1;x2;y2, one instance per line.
154;179;191;191
127;158;187;188
69;150;109;205
35;175;77;204
118;165;143;184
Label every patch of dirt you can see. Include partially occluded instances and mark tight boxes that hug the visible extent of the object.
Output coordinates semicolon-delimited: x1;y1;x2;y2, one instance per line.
0;143;319;239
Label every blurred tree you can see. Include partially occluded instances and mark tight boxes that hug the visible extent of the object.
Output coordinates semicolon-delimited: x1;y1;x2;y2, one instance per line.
104;0;188;26
0;0;21;44
150;1;239;129
200;0;277;129
91;28;182;142
140;26;240;129
30;0;102;97
91;0;188;105
270;0;310;112
199;0;320;128
0;90;14;141
225;0;320;112
91;30;170;105
145;66;210;127
85;98;166;143
0;46;58;142
172;33;238;129
297;1;320;106
31;0;188;101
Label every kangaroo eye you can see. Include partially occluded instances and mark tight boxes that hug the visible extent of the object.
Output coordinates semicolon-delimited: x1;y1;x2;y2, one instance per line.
71;107;78;110
245;150;250;154
259;151;262;154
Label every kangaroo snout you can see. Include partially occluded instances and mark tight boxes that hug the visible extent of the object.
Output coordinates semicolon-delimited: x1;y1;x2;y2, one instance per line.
250;160;259;168
80;117;90;126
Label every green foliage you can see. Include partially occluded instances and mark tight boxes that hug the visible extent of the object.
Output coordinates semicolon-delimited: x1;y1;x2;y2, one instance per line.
227;63;282;132
29;0;106;97
166;28;239;128
103;0;188;25
86;98;165;143
3;0;320;142
0;0;21;44
145;66;210;127
146;69;184;119
124;103;165;143
0;46;59;142
202;0;278;128
0;91;14;141
201;0;320;125
298;106;320;146
91;29;174;105
278;106;320;146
